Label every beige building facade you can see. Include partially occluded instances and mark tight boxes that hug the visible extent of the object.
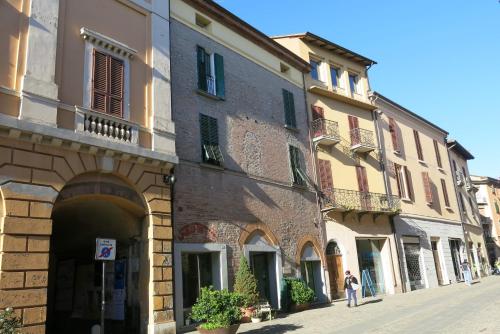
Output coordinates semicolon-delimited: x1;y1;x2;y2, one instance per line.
275;33;403;300
373;93;465;292
472;176;500;266
0;1;177;333
447;140;489;277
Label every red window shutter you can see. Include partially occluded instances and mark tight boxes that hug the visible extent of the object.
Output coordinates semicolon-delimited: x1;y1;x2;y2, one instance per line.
433;140;442;168
404;167;414;201
92;50;108;113
356;166;369;192
109;57;124;117
441;179;450;207
92;50;124;117
349;116;360;145
311;105;324;121
413;130;424;161
388;117;400;152
318;159;333;190
394;163;402;197
422;172;433;204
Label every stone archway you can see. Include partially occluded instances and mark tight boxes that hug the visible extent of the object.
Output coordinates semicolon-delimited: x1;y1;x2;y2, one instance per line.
296;237;328;303
0;147;174;333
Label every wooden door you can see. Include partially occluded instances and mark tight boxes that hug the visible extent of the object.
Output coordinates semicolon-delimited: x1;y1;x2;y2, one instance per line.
348;115;360;145
356;166;371;210
326;255;344;299
311;105;325;137
431;241;444;285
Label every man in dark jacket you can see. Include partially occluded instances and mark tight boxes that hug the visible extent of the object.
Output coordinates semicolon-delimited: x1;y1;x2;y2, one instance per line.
344;270;358;307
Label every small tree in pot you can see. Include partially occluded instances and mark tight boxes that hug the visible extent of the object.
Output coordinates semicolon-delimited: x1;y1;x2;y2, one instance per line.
233;256;259;322
288;278;315;312
191;287;243;334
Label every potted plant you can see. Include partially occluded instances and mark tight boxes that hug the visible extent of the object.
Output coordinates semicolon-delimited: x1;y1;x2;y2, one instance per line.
191;287;243;334
288;278;315;312
0;307;21;334
233;256;259;323
250;308;262;323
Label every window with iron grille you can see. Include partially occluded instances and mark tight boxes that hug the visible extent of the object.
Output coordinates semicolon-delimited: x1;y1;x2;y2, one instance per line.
92;50;124;117
199;114;223;166
282;89;296;128
197;46;225;98
289;145;306;186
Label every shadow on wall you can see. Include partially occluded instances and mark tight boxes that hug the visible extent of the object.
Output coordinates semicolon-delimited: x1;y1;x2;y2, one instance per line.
430;181;442;215
397;218;431;250
239;324;303;334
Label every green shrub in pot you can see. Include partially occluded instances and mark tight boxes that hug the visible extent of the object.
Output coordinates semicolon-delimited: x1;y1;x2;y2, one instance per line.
233;256;259;308
288;278;315;305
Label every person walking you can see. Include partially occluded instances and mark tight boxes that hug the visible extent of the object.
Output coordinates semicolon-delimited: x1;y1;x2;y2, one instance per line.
344;270;359;307
461;260;472;286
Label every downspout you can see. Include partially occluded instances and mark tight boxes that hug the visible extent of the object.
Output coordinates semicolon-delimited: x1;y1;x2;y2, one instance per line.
301;71;330;301
370;93;406;293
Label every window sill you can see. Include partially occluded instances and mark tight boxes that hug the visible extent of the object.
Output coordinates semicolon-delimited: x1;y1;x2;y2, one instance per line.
196;89;225;101
292;183;308;190
393;150;402;156
200;162;224;171
445;206;453;211
438;167;445;173
418;160;427;166
284;124;300;133
401;198;413;203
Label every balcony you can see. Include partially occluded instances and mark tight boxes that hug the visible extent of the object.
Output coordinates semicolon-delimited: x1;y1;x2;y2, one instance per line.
320;188;400;214
350;128;376;153
311;118;340;146
76;107;138;144
456;170;465;186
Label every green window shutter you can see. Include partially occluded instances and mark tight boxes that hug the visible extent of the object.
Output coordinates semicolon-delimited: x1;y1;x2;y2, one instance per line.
289;145;304;185
199;114;222;165
197;46;207;91
214;53;225;98
282;89;296;128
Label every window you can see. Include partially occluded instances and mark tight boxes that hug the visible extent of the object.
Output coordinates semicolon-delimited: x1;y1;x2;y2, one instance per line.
395;164;413;200
282;89;296;128
181;253;213;309
330;66;340;89
317;159;333;191
92;50;124;117
462;166;467;178
452;159;457;172
199;114;223;166
310;59;320;81
495;201;500;214
422;172;433;204
413;130;424;161
348;115;360;145
459;193;466;212
433;140;442;168
468;196;474;210
388;117;400;152
197;46;225;98
289;145;306;186
348;73;359;94
441;179;450;208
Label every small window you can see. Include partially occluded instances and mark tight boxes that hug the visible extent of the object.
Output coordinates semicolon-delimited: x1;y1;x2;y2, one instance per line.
195;13;211;28
92;50;124;117
433;140;442;168
289;145;306;186
199;114;223;166
348;73;359;94
330;66;340;89
282;89;296;128
441;179;450;208
413;130;424;161
197;46;225;98
310;59;320;81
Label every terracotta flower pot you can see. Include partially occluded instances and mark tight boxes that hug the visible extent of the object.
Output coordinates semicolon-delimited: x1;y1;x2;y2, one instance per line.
291;302;310;313
240;306;255;323
197;324;240;334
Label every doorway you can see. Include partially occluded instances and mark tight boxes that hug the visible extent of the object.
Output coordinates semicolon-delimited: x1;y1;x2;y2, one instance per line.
356;239;385;295
403;240;424;291
326;241;344;299
251;253;271;301
431;240;444;285
449;239;462;281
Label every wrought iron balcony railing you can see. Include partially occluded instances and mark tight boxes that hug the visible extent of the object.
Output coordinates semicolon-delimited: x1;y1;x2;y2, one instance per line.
350;128;375;152
320;188;400;213
311;118;340;145
456;170;465;186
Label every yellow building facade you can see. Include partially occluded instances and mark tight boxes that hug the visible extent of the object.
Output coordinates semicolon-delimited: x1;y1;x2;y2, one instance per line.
275;33;403;300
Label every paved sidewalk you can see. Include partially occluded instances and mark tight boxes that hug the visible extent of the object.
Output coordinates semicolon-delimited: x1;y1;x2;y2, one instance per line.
235;276;500;334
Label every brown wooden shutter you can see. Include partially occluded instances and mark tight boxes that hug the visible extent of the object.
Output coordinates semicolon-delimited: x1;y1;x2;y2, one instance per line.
413;130;424;161
311;105;324;121
388;117;400;152
356;166;369;192
422;172;433;204
394;163;402;197
433;140;442;168
318;159;333;190
441;179;450;207
92;50;124;117
404;167;414;201
349;116;360;145
92;50;108;113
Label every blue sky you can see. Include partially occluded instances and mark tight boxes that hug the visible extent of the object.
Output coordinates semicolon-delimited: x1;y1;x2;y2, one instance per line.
216;0;500;177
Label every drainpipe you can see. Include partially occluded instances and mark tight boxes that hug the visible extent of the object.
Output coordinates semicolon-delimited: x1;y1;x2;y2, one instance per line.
369;93;406;293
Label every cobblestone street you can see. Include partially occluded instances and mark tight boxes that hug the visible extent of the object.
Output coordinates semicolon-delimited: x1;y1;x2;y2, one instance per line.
236;276;500;334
